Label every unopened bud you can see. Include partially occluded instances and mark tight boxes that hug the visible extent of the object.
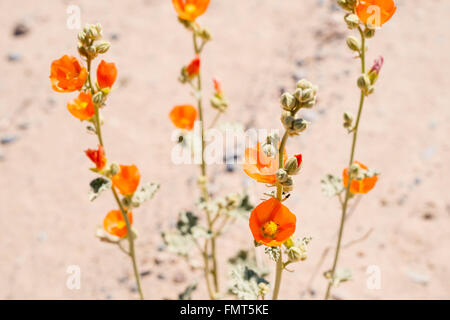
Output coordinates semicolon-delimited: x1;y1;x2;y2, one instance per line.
357;74;371;91
109;163;120;176
287;246;305;262
262;144;276;157
346;36;360;52
345;14;359;29
296;79;312;90
364;26;376;38
300;88;315;103
280;92;297;111
281;111;294;129
343;112;354;129
276;169;288;183
284;157;299;175
96;41;110;54
92;92;104;105
292;118;309;133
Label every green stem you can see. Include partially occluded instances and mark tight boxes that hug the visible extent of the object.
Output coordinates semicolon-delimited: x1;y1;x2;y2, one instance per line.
112;187;144;300
325;27;366;300
86;61;143;299
87;58;104;146
193;32;219;297
272;131;289;300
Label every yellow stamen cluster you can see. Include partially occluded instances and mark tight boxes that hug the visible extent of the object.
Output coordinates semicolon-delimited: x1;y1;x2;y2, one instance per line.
262;221;278;237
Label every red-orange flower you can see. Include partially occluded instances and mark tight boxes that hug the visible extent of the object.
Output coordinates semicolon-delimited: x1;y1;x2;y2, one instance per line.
243;144;288;184
172;0;210;21
249;198;296;247
85;145;106;170
112;165;141;196
103;210;133;238
50;55;87;92
67;92;95;120
356;0;396;27
186;55;200;77
213;77;223;95
169;105;197;130
97;60;117;89
343;161;378;194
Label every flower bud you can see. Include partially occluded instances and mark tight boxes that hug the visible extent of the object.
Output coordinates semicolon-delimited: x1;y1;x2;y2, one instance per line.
287;246;306;262
280;92;297;111
281;176;293;190
92;92;104;105
357;74;371;91
364;26;376;39
346;36;360;52
281;111;294;129
77;31;86;42
262;144;276;157
293;88;303;101
109;163;120;176
77;43;88;57
276;169;288;183
300;88;314;103
345;14;359;29
296;79;312;90
292;118;309;133
343;112;354;129
284;157;299;175
266;132;280;146
96;41;111;54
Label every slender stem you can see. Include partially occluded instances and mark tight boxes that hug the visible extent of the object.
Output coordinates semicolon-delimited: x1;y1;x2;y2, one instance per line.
272;131;289;300
86;62;143;299
208;111;222;130
193;32;219;296
87;58;104;146
325;27;366;300
112;187;144;300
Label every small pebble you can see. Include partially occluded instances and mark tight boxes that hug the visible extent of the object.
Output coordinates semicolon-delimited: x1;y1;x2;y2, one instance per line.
140;270;151;277
173;272;186;284
7;52;22;62
1;135;19;145
13;23;30;37
157;273;166;280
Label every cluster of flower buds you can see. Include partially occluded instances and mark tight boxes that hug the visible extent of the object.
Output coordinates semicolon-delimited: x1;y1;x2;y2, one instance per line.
77;23;111;60
178;18;212;42
284;237;311;263
337;0;356;12
280;79;318;136
276;154;302;192
357;56;384;96
210;78;228;112
261;132;279;158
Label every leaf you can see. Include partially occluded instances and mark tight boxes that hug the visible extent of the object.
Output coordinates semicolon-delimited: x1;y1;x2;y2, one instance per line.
89;177;111;201
178;281;198;300
333;268;353;286
128;182;159;208
321;174;344;197
265;246;281;262
229;265;269;300
176;211;199;236
161;231;194;257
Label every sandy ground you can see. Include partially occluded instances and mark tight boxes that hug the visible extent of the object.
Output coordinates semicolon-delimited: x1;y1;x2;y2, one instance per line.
0;0;449;299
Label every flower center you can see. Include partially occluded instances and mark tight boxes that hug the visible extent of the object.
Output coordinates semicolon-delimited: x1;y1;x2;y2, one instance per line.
262;221;278;237
185;4;197;14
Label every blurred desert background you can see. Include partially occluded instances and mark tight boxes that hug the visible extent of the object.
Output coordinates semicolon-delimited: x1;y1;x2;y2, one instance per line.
0;0;449;299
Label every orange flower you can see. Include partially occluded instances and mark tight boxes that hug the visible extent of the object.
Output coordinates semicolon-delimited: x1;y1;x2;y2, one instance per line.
213;77;223;95
343;161;378;194
169;105;197;130
243;144;288;184
103;210;133;238
249;198;296;247
186;55;200;77
97;60;117;89
85;145;106;170
356;0;396;27
112;165;141;196
172;0;210;21
50;55;88;92
67;92;95;120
